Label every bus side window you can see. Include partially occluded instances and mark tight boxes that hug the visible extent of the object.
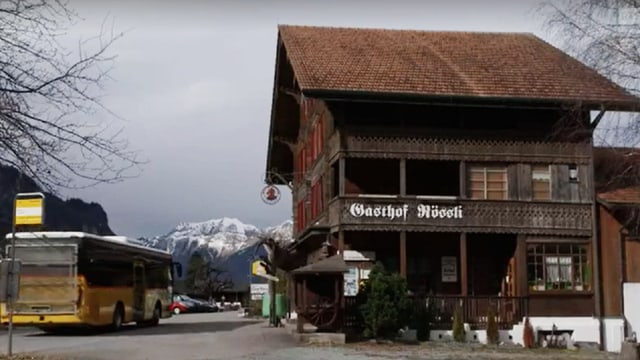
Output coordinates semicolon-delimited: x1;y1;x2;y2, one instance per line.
147;264;170;289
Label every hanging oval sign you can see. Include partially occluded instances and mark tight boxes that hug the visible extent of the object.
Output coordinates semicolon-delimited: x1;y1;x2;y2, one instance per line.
261;185;281;205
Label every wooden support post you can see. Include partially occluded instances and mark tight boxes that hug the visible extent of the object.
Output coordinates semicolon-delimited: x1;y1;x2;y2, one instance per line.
460;233;468;296
459;161;467;198
515;234;528;296
400;158;406;196
400;231;407;278
339;157;346;196
296;280;303;333
338;230;345;256
269;244;277;327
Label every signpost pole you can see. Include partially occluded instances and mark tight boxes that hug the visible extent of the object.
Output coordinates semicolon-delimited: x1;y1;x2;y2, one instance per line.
7;190;45;356
6;193;17;357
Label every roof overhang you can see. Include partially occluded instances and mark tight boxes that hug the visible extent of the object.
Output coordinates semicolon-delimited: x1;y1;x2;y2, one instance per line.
265;34;290;185
302;88;640;112
291;254;349;275
286;225;330;252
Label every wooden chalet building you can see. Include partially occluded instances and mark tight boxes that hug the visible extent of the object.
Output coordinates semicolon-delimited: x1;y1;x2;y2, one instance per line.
265;25;640;349
594;147;640;350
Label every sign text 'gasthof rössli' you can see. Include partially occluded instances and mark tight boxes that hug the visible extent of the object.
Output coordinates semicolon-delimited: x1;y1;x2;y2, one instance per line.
348;203;463;221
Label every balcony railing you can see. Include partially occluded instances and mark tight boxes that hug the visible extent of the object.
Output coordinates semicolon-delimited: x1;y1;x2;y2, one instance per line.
344;295;529;331
328;196;592;236
327;133;591;164
421;295;529;330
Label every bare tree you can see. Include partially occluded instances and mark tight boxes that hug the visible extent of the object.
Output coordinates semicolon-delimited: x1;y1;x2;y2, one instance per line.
185;253;234;298
206;267;234;294
540;1;640;232
0;0;144;191
539;0;640;147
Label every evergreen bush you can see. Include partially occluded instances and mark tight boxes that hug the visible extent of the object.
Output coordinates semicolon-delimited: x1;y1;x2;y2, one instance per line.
452;303;465;342
486;307;499;345
360;262;413;339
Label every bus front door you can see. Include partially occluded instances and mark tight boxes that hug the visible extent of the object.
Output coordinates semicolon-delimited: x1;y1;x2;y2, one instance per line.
133;262;145;321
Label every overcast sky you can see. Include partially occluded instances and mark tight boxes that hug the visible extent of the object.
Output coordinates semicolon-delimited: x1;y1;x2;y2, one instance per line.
61;0;551;237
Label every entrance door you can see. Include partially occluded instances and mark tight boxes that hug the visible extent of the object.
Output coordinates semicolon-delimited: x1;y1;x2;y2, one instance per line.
133;261;145;321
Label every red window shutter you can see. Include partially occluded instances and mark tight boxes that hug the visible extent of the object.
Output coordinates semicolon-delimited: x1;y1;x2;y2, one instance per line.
301;147;306;175
318;115;324;153
309;130;316;163
315;123;320;159
304;193;311;228
298;201;304;232
311;183;316;219
294;152;301;182
296;202;300;233
297;202;301;234
319;176;324;212
300;201;304;233
315;181;320;218
311;184;316;220
313;119;318;158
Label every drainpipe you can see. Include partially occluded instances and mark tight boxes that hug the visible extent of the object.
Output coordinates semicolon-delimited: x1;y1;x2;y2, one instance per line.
589;145;604;350
619;224;629;340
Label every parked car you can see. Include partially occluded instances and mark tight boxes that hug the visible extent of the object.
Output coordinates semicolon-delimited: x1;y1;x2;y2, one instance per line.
169;294;219;314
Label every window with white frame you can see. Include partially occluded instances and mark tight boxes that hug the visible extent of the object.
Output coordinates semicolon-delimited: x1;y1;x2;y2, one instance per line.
469;166;508;200
532;165;551;200
527;243;591;292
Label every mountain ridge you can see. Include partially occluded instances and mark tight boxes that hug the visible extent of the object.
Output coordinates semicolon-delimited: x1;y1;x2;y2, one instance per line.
138;217;293;292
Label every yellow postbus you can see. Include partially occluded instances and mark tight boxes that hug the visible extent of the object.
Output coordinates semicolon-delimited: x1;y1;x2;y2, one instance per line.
0;231;182;332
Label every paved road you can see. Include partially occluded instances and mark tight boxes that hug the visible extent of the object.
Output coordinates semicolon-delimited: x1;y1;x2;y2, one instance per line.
0;313;617;360
0;311;295;360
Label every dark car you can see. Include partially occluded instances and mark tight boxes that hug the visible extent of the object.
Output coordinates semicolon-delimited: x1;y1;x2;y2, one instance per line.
170;295;218;314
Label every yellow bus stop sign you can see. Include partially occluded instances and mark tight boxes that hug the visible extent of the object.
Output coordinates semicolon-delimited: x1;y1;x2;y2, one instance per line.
15;193;45;226
251;260;278;282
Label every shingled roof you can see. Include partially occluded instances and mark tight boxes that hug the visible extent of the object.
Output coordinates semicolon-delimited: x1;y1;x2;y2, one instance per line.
278;25;640;110
599;187;640;205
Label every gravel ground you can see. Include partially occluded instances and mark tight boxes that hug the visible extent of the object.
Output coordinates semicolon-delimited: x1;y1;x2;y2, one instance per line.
233;342;618;360
0;343;620;360
0;356;67;360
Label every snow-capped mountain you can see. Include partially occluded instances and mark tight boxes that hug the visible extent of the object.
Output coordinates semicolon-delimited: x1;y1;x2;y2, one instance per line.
138;217;293;291
142;217;264;258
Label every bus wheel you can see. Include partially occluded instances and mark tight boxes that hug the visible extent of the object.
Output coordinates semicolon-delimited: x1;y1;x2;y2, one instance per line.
150;303;161;326
111;303;124;331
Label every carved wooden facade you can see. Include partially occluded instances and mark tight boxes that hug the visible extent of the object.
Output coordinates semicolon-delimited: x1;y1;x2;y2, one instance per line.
330;134;592;164
328;197;592;236
266;26;640;335
286;96;601;320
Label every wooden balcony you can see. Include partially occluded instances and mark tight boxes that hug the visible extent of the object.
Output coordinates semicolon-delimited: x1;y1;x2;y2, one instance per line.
328;133;592;164
328;196;592;236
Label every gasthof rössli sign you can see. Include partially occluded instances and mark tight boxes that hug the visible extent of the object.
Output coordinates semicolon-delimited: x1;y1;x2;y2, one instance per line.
347;202;463;221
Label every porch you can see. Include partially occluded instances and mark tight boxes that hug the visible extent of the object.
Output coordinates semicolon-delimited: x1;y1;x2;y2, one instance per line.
337;231;520;297
344;294;529;331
